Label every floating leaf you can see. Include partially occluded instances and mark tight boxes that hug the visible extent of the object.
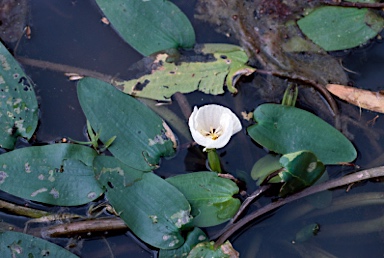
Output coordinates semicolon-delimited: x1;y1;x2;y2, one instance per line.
114;44;255;101
279;151;325;196
326;83;384;114
0;144;102;206
93;156;192;249
187;241;239;258
166;172;240;227
297;6;384;51
251;154;283;186
95;0;195;56
159;228;208;258
295;223;320;243
247;104;356;164
0;231;78;258
0;41;38;149
77;77;176;171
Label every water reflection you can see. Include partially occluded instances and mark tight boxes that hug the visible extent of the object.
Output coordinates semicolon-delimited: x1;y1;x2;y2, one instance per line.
0;0;383;257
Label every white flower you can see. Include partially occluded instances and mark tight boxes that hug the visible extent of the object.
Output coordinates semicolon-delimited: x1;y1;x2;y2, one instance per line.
188;104;242;149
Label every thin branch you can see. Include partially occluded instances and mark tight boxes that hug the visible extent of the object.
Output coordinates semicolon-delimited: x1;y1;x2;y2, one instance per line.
214;166;384;246
41;217;128;238
0;199;51;218
231;185;270;223
320;0;384;8
16;56;117;83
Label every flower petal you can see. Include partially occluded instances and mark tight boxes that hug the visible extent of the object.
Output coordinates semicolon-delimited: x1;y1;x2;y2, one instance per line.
205;115;233;149
188;104;242;149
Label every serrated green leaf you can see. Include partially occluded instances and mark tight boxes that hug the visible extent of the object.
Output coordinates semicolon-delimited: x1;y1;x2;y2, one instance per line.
247;104;356;164
93;156;192;249
77;77;176;171
0;231;78;258
166;172;240;227
159;227;208;258
0;144;102;206
279;150;325;196
0;41;38;149
298;6;384;51
95;0;195;56
114;44;255;101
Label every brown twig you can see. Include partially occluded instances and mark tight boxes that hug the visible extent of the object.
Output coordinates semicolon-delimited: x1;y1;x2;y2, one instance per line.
15;56;117;83
231;185;270;223
41;217;128;238
213;166;384;247
0;199;51;218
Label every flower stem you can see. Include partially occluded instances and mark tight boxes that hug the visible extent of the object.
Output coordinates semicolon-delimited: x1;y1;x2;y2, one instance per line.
207;148;222;173
281;83;298;106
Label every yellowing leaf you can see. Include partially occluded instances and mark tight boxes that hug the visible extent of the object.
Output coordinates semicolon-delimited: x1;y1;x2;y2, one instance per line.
326;84;384;114
113;44;255;101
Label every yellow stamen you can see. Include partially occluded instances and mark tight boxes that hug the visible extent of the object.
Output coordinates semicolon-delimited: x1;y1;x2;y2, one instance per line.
200;126;223;140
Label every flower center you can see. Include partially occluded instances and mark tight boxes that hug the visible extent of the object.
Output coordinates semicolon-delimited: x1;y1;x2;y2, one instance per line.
200;126;223;140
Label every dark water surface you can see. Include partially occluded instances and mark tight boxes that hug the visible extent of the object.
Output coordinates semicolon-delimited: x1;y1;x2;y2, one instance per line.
1;0;384;257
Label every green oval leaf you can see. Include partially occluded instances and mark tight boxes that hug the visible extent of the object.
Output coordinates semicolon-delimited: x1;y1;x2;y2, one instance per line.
247;104;356;164
0;42;38;149
279;150;325;196
166;172;240;227
297;6;384;51
95;0;195;56
77;77;176;171
0;231;78;258
159;227;208;258
0;144;102;206
93;156;193;249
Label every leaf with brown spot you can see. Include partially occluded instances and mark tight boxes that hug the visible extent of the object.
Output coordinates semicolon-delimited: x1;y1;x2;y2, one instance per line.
114;44;255;101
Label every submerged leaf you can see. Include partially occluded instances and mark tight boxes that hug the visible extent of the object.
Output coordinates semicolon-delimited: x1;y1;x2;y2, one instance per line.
0;231;78;258
295;223;320;243
0;144;102;206
166;172;240;227
298;6;384;51
247;104;356;164
114;44;255;101
326;83;384;114
77;77;176;171
95;0;195;56
0;41;38;149
93;156;192;249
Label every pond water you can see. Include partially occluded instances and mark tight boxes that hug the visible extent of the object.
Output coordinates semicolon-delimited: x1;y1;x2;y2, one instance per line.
1;0;384;257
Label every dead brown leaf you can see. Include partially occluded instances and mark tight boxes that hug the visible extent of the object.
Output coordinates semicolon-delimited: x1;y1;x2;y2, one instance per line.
326;84;384;114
